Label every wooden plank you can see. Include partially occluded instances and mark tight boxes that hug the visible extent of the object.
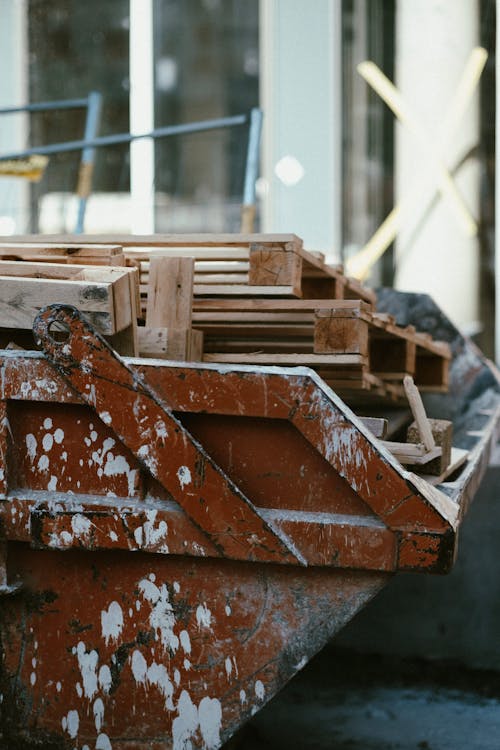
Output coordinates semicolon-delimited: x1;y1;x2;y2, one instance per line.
193;284;299;297
146;257;194;329
403;375;435;451
8;232;302;247
381;441;442;466
193;298;372;312
419;447;469;485
0;242;123;257
145;257;196;361
202;352;367;365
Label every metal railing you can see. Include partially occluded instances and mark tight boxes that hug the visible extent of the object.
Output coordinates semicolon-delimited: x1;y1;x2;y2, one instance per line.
0;98;263;234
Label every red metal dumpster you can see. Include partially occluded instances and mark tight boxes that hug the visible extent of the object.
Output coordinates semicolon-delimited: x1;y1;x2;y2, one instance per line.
0;295;498;750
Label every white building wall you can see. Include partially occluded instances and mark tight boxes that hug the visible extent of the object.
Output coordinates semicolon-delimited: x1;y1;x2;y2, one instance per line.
394;0;481;331
0;0;28;234
259;0;342;258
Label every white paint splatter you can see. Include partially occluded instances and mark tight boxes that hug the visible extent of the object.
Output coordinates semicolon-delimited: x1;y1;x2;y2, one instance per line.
131;650;147;684
179;630;191;654
47;475;58;492
37;455;49;472
98;665;112;694
134;510;169;549
95;734;112;750
93;698;105;732
65;709;79;739
225;657;232;679
26;434;37;463
196;603;212;630
75;641;98;699
138;578;179;652
199;696;222;749
173;581;180;593
109;530;118;542
103;453;137;496
172;690;198;750
225;605;232;616
54;428;64;444
130;650;174;710
76;682;83;698
43;417;53;430
240;689;246;704
101;601;124;646
177;465;192;489
255;680;265;700
100;411;112;425
134;527;143;545
146;661;174;710
155;420;168;439
30;672;36;686
56;681;62;693
174;669;181;686
183;659;191;671
71;514;92;539
137;444;156;474
42;433;53;452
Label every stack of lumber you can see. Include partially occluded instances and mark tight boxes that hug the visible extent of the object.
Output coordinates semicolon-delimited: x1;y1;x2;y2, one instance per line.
0;233;451;403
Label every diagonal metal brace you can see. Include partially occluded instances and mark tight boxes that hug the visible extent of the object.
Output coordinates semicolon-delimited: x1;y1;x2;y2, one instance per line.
33;304;305;566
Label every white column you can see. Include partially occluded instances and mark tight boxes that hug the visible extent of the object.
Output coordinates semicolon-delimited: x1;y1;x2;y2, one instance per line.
129;0;155;234
259;0;342;259
394;0;481;332
0;0;28;234
496;0;500;363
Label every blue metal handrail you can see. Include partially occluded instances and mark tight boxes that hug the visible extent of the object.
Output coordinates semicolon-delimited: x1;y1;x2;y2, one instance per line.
0;104;263;234
0;91;103;233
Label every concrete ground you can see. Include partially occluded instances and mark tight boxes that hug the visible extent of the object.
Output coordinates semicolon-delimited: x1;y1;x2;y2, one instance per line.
230;649;500;749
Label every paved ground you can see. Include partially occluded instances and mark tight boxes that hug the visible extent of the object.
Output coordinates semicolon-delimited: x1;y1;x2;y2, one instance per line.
227;649;500;749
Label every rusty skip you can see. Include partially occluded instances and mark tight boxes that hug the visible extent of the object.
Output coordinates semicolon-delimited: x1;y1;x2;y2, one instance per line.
0;302;495;748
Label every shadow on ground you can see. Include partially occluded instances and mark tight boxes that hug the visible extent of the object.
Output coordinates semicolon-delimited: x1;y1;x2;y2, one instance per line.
225;648;500;750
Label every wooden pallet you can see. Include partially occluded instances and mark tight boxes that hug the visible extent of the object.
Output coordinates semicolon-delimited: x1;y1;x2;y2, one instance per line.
0;235;449;400
192;298;450;393
2;233;375;305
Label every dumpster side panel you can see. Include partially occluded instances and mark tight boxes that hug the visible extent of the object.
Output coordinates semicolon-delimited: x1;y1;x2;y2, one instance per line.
0;544;388;749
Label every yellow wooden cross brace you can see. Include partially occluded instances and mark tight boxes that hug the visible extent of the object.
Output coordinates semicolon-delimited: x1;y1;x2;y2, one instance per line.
347;47;487;281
